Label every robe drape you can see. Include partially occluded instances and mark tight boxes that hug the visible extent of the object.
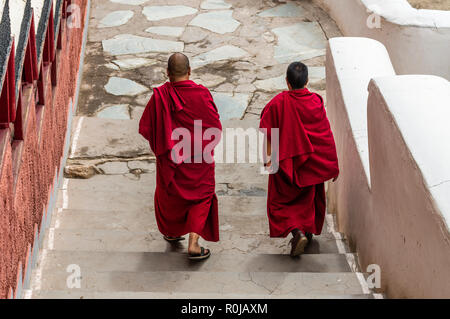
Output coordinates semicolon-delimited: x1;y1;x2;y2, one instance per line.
139;80;222;242
260;88;339;238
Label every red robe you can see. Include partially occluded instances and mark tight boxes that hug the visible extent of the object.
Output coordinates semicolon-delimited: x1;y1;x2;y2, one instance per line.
260;88;339;238
139;80;222;242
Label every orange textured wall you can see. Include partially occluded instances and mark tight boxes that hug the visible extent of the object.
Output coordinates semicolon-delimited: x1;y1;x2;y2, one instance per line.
0;0;88;298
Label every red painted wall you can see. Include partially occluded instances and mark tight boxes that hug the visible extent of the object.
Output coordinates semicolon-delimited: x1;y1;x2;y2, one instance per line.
0;0;88;299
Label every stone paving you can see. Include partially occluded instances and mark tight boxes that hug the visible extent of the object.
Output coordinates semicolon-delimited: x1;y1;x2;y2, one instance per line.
26;0;377;299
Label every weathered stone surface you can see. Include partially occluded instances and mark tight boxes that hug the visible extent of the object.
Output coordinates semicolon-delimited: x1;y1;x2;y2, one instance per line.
273;23;327;63
102;34;184;55
105;63;120;70
142;5;198;21
191;45;249;68
110;0;148;4
104;77;149;96
130;106;145;120
212;92;250;121
145;26;185;37
134;92;153;106
191;73;226;87
254;67;325;92
97;161;130;175
127;161;155;172
96;104;130;120
189;10;240;34
112;58;156;70
214;82;235;92
258;2;305;17
200;0;231;10
98;10;134;28
179;27;210;43
64;165;100;179
70;117;150;159
235;83;256;93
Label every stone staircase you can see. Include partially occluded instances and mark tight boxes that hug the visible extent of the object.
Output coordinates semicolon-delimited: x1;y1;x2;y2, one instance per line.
26;120;374;299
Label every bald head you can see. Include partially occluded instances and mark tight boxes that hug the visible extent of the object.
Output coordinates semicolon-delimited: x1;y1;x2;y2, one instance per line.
167;53;191;81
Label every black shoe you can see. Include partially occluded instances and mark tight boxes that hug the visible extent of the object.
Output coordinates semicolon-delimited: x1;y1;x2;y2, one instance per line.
289;230;308;257
305;232;313;242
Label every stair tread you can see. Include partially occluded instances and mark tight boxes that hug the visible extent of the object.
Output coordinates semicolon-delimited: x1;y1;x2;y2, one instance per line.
39;250;354;273
51;209;329;238
29;290;373;299
46;229;344;254
33;270;365;295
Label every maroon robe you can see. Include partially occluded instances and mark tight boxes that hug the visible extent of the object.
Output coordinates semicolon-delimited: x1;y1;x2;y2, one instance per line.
139;80;222;242
260;88;339;238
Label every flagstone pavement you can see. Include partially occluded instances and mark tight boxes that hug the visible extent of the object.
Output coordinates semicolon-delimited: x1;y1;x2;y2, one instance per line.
26;0;380;299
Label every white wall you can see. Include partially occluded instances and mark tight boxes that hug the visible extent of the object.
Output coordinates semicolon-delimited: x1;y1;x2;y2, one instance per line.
326;37;394;245
367;75;450;298
326;37;450;298
313;0;450;80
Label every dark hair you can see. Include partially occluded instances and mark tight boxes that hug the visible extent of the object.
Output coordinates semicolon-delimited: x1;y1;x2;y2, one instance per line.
168;52;190;77
286;62;308;89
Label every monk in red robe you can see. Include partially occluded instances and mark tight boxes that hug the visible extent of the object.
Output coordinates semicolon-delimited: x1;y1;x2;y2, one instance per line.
139;53;222;260
260;62;339;257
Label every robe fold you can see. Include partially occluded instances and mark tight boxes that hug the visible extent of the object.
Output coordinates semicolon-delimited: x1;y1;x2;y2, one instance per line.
139;80;222;242
260;88;339;238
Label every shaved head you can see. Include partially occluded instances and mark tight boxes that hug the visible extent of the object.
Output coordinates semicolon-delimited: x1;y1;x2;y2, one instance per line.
168;53;190;78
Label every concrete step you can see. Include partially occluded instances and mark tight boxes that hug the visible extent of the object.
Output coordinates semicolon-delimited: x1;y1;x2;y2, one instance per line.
65;174;156;193
47;229;344;254
33;270;365;295
29;290;373;299
56;190;267;216
50;209;329;237
39;250;354;273
64;165;267;193
215;163;267;185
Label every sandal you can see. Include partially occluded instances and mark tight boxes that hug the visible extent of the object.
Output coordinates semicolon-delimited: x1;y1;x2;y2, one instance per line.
188;247;211;261
290;231;308;257
163;235;185;243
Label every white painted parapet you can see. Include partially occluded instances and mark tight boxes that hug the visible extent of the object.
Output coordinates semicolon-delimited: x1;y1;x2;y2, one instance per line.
313;0;450;80
325;37;395;243
326;36;450;298
367;75;450;298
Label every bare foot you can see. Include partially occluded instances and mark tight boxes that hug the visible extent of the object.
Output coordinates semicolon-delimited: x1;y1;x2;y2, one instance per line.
188;232;210;256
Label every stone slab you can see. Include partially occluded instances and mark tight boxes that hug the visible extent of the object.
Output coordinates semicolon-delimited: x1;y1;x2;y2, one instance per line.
212;92;250;121
200;0;232;10
189;10;240;34
96;104;130;119
258;3;305;17
145;26;185;37
49;229;341;255
36;269;363;295
112;58;157;70
254;67;325;92
32;290;372;299
40;251;352;273
98;10;134;28
191;45;249;68
69;117;151;159
102;34;184;55
104;77;149;96
273;23;327;63
110;0;148;5
142;5;198;21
